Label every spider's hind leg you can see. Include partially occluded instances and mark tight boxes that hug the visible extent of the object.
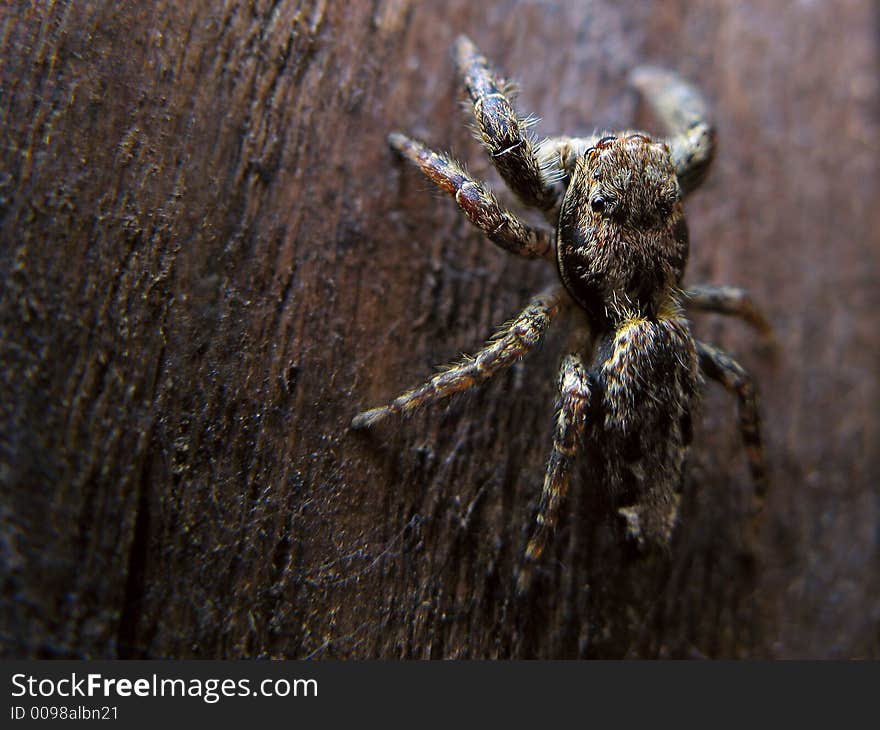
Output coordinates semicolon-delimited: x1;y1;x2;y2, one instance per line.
389;133;554;260
455;35;559;211
352;287;568;430
517;352;594;595
696;340;767;503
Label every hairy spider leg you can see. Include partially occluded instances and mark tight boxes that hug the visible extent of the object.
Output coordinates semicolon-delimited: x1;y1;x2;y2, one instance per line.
455;35;558;210
517;352;593;595
696;341;767;501
630;67;716;196
388;132;554;260
351;287;568;430
683;284;774;339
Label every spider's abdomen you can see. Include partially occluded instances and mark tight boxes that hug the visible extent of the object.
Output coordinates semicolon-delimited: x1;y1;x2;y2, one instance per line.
590;309;701;544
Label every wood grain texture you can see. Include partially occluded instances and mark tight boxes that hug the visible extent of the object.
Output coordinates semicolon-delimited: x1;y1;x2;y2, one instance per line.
1;0;877;659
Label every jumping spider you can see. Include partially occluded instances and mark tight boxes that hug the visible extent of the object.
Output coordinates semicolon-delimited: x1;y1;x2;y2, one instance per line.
353;36;771;593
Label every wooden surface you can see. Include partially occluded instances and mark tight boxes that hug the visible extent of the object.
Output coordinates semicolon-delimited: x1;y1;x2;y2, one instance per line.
1;0;878;659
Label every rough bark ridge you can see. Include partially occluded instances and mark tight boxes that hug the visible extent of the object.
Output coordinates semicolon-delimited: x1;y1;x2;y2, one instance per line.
2;1;878;659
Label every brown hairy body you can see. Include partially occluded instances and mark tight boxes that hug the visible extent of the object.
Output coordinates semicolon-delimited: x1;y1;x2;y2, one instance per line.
353;36;769;593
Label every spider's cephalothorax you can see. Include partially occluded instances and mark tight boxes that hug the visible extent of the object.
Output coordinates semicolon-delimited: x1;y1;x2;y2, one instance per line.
556;134;688;327
353;37;771;593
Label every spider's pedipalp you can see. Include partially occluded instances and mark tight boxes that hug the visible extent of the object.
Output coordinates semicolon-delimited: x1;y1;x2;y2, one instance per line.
539;135;602;181
696;340;767;501
630;66;716;196
351;287;568;431
684;284;774;340
517;352;593;595
455;35;558;210
389;132;554;260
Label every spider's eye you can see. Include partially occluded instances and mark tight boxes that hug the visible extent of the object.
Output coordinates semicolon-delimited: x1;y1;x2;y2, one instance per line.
657;193;679;217
591;196;608;213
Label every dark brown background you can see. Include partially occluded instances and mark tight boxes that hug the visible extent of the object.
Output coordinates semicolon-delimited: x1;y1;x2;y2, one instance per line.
2;0;878;659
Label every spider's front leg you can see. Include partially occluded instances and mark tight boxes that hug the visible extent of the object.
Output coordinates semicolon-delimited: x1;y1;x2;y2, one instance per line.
352;287;568;430
517;352;594;595
630;67;715;196
455;35;558;211
696;340;767;502
389;133;554;260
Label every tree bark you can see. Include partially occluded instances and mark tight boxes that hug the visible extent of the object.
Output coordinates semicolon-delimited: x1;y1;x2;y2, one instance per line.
2;0;878;659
